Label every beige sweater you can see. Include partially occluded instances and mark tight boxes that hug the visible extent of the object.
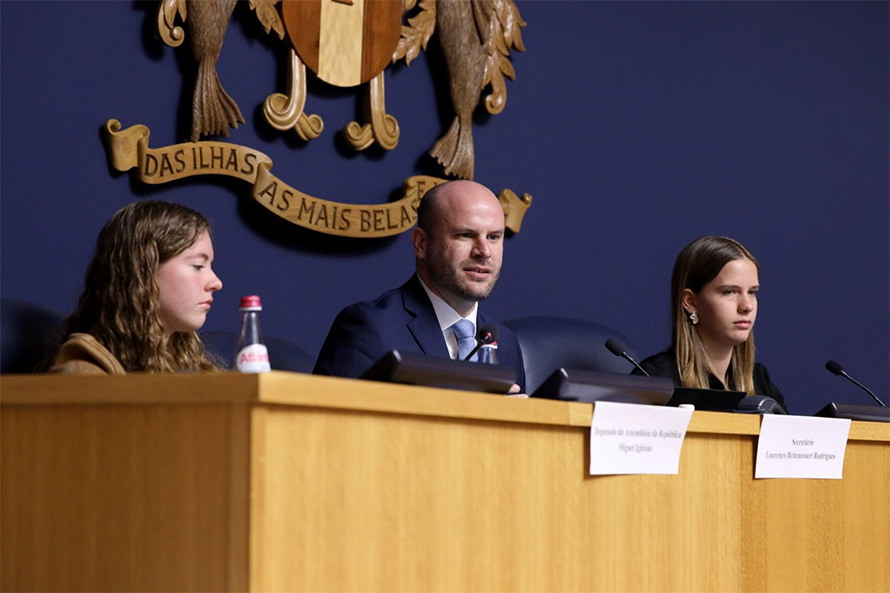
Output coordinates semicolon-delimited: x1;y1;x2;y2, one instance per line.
50;333;126;375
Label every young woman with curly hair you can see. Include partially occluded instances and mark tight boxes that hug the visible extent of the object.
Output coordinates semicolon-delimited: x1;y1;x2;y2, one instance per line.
50;200;223;374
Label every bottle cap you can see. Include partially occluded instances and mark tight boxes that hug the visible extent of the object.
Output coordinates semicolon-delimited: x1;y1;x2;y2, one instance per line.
239;295;262;311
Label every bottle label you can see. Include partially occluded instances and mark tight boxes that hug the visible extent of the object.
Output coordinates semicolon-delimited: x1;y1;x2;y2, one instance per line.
236;344;271;373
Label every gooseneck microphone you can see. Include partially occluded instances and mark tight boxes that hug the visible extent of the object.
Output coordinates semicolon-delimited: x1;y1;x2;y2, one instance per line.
605;338;649;376
464;323;499;362
825;360;886;407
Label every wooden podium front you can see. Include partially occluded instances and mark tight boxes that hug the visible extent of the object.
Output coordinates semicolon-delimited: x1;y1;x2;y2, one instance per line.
2;372;888;592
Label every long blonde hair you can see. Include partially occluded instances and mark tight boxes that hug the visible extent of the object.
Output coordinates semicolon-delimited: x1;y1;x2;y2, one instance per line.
671;236;758;395
60;200;219;372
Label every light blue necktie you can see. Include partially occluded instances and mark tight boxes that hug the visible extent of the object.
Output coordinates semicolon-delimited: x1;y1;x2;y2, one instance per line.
451;319;477;362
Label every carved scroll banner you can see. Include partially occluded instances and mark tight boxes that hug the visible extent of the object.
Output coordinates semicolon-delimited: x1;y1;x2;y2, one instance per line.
104;120;531;238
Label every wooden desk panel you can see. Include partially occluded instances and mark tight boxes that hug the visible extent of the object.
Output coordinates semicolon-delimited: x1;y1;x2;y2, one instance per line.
1;402;251;591
2;372;888;592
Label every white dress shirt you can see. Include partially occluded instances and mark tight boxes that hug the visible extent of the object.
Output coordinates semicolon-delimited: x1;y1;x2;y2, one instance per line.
417;276;478;360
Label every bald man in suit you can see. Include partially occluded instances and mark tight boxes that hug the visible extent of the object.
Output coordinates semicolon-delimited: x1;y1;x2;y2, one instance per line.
313;180;525;393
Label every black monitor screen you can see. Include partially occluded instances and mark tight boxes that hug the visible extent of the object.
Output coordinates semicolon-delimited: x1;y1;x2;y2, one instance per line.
361;350;517;394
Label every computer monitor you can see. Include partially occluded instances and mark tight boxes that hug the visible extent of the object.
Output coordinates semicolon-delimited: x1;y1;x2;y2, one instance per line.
361;350;517;394
667;387;745;411
530;368;674;404
815;402;889;423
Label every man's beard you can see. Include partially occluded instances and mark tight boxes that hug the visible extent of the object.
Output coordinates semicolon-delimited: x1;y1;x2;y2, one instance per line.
427;248;500;304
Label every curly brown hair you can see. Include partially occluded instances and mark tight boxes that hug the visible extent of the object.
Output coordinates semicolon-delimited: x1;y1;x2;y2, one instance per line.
60;200;220;372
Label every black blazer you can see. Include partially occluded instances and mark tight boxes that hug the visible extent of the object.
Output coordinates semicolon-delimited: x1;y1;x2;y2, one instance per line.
313;274;526;392
635;349;787;411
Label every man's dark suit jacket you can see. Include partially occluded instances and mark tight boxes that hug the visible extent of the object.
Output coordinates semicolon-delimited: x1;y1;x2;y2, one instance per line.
313;274;526;392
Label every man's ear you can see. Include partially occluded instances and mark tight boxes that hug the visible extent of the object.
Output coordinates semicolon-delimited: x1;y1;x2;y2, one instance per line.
681;288;697;314
411;227;427;259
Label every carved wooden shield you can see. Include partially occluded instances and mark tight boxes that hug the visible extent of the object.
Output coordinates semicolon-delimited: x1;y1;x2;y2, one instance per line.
282;0;403;88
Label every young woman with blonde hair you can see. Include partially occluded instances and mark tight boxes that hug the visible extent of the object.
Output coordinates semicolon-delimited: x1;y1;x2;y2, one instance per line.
50;200;223;374
637;236;786;409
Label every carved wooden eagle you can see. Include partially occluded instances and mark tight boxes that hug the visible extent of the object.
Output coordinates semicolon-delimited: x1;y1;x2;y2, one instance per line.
156;0;525;181
156;0;284;142
395;0;526;180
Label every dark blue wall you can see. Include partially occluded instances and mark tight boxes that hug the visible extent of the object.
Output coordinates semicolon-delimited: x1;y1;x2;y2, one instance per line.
2;1;887;413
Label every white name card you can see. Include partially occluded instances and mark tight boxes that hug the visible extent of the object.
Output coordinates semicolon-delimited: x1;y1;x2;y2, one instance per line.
755;415;851;479
589;401;693;475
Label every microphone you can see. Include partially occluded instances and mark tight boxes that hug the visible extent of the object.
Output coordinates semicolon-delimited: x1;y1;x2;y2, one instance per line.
825;360;886;407
464;323;499;362
605;338;649;376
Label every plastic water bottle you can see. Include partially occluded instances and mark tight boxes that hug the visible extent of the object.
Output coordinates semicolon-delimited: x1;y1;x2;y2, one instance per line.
234;295;271;373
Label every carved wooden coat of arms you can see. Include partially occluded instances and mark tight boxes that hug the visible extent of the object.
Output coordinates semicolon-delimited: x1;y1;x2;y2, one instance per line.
104;0;532;238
